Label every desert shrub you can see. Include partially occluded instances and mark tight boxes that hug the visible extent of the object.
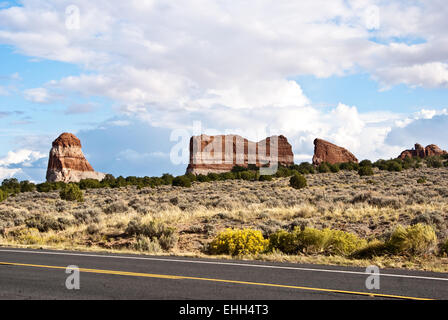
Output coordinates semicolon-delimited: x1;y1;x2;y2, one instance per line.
161;173;174;185
209;228;269;256
318;163;331;173
25;215;70;232
8;228;43;245
207;172;221;181
387;224;437;256
269;227;366;256
359;159;373;167
387;160;403;172
258;175;273;181
219;172;236;180
292;162;315;174
358;166;374;177
104;200;128;214
328;163;340;173
352;240;390;258
196;174;211;182
20;180;36;193
239;171;256;181
86;223;100;235
417;177;427;184
426;157;443;168
172;175;192;188
79;179;102;190
132;235;162;253
275;166;293;177
73;208;101;224
126;219;178;250
60;184;84;202
289;173;307;189
268;229;299;254
339;162;359;171
442;239;448;256
1;178;20;194
0;189;7;202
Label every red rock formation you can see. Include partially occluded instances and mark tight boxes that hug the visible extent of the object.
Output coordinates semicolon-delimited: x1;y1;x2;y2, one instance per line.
186;134;294;175
46;133;105;183
398;143;448;159
312;138;358;166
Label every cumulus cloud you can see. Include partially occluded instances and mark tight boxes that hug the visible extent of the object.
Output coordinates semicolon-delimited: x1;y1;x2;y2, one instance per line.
1;0;447;176
23;87;54;103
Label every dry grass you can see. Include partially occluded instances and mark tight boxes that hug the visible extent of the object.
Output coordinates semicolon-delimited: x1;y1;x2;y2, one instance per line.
1;167;448;272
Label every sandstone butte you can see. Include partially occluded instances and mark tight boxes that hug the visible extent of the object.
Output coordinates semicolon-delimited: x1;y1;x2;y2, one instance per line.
46;133;105;183
398;143;448;160
312;138;358;166
186;134;294;175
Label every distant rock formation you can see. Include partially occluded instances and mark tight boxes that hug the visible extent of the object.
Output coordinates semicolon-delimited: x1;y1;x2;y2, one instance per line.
398;143;448;160
46;133;105;183
312;138;358;166
186;134;294;175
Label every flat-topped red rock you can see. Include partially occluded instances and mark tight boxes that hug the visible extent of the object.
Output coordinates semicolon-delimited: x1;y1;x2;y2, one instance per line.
186;134;294;175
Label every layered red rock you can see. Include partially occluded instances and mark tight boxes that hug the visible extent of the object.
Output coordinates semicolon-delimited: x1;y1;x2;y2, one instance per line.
398;143;448;160
186;134;294;175
46;133;105;183
312;138;358;166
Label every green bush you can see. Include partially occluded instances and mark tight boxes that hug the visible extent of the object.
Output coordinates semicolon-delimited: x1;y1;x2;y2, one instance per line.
269;227;366;256
239;171;256;181
172;175;192;188
258;175;273;181
126;219;178;250
207;172;221;181
426;157;443;168
358;166;374;177
318;163;331;173
1;178;20;194
59;184;84;202
132;235;162;253
209;228;269;256
161;173;174;185
25;215;70;232
20;180;36;193
339;162;359;171
417;177;427;184
289;173;307;189
387;224;437;256
329;163;340;173
196;174;211;182
442;239;448;256
387;161;403;172
0;189;7;202
359;159;373;167
79;179;102;190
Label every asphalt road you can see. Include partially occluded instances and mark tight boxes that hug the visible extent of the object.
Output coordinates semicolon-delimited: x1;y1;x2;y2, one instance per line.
0;247;447;300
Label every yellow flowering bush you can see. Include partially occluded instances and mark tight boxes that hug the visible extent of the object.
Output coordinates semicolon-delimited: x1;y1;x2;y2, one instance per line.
209;228;269;256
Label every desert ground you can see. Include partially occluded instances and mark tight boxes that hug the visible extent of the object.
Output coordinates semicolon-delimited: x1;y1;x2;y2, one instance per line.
1;166;448;272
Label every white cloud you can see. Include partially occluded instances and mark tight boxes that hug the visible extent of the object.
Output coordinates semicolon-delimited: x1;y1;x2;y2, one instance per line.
0;167;22;180
0;86;8;96
23;87;53;103
0;149;46;166
1;0;448;167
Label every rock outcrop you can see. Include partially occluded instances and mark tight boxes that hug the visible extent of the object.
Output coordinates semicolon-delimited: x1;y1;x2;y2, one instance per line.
186;134;294;175
46;133;105;183
312;138;358;166
398;143;448;160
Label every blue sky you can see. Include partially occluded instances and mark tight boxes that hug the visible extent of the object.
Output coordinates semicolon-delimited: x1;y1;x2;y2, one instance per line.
1;0;448;182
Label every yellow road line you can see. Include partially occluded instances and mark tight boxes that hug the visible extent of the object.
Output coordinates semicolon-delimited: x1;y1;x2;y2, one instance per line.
0;261;434;300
